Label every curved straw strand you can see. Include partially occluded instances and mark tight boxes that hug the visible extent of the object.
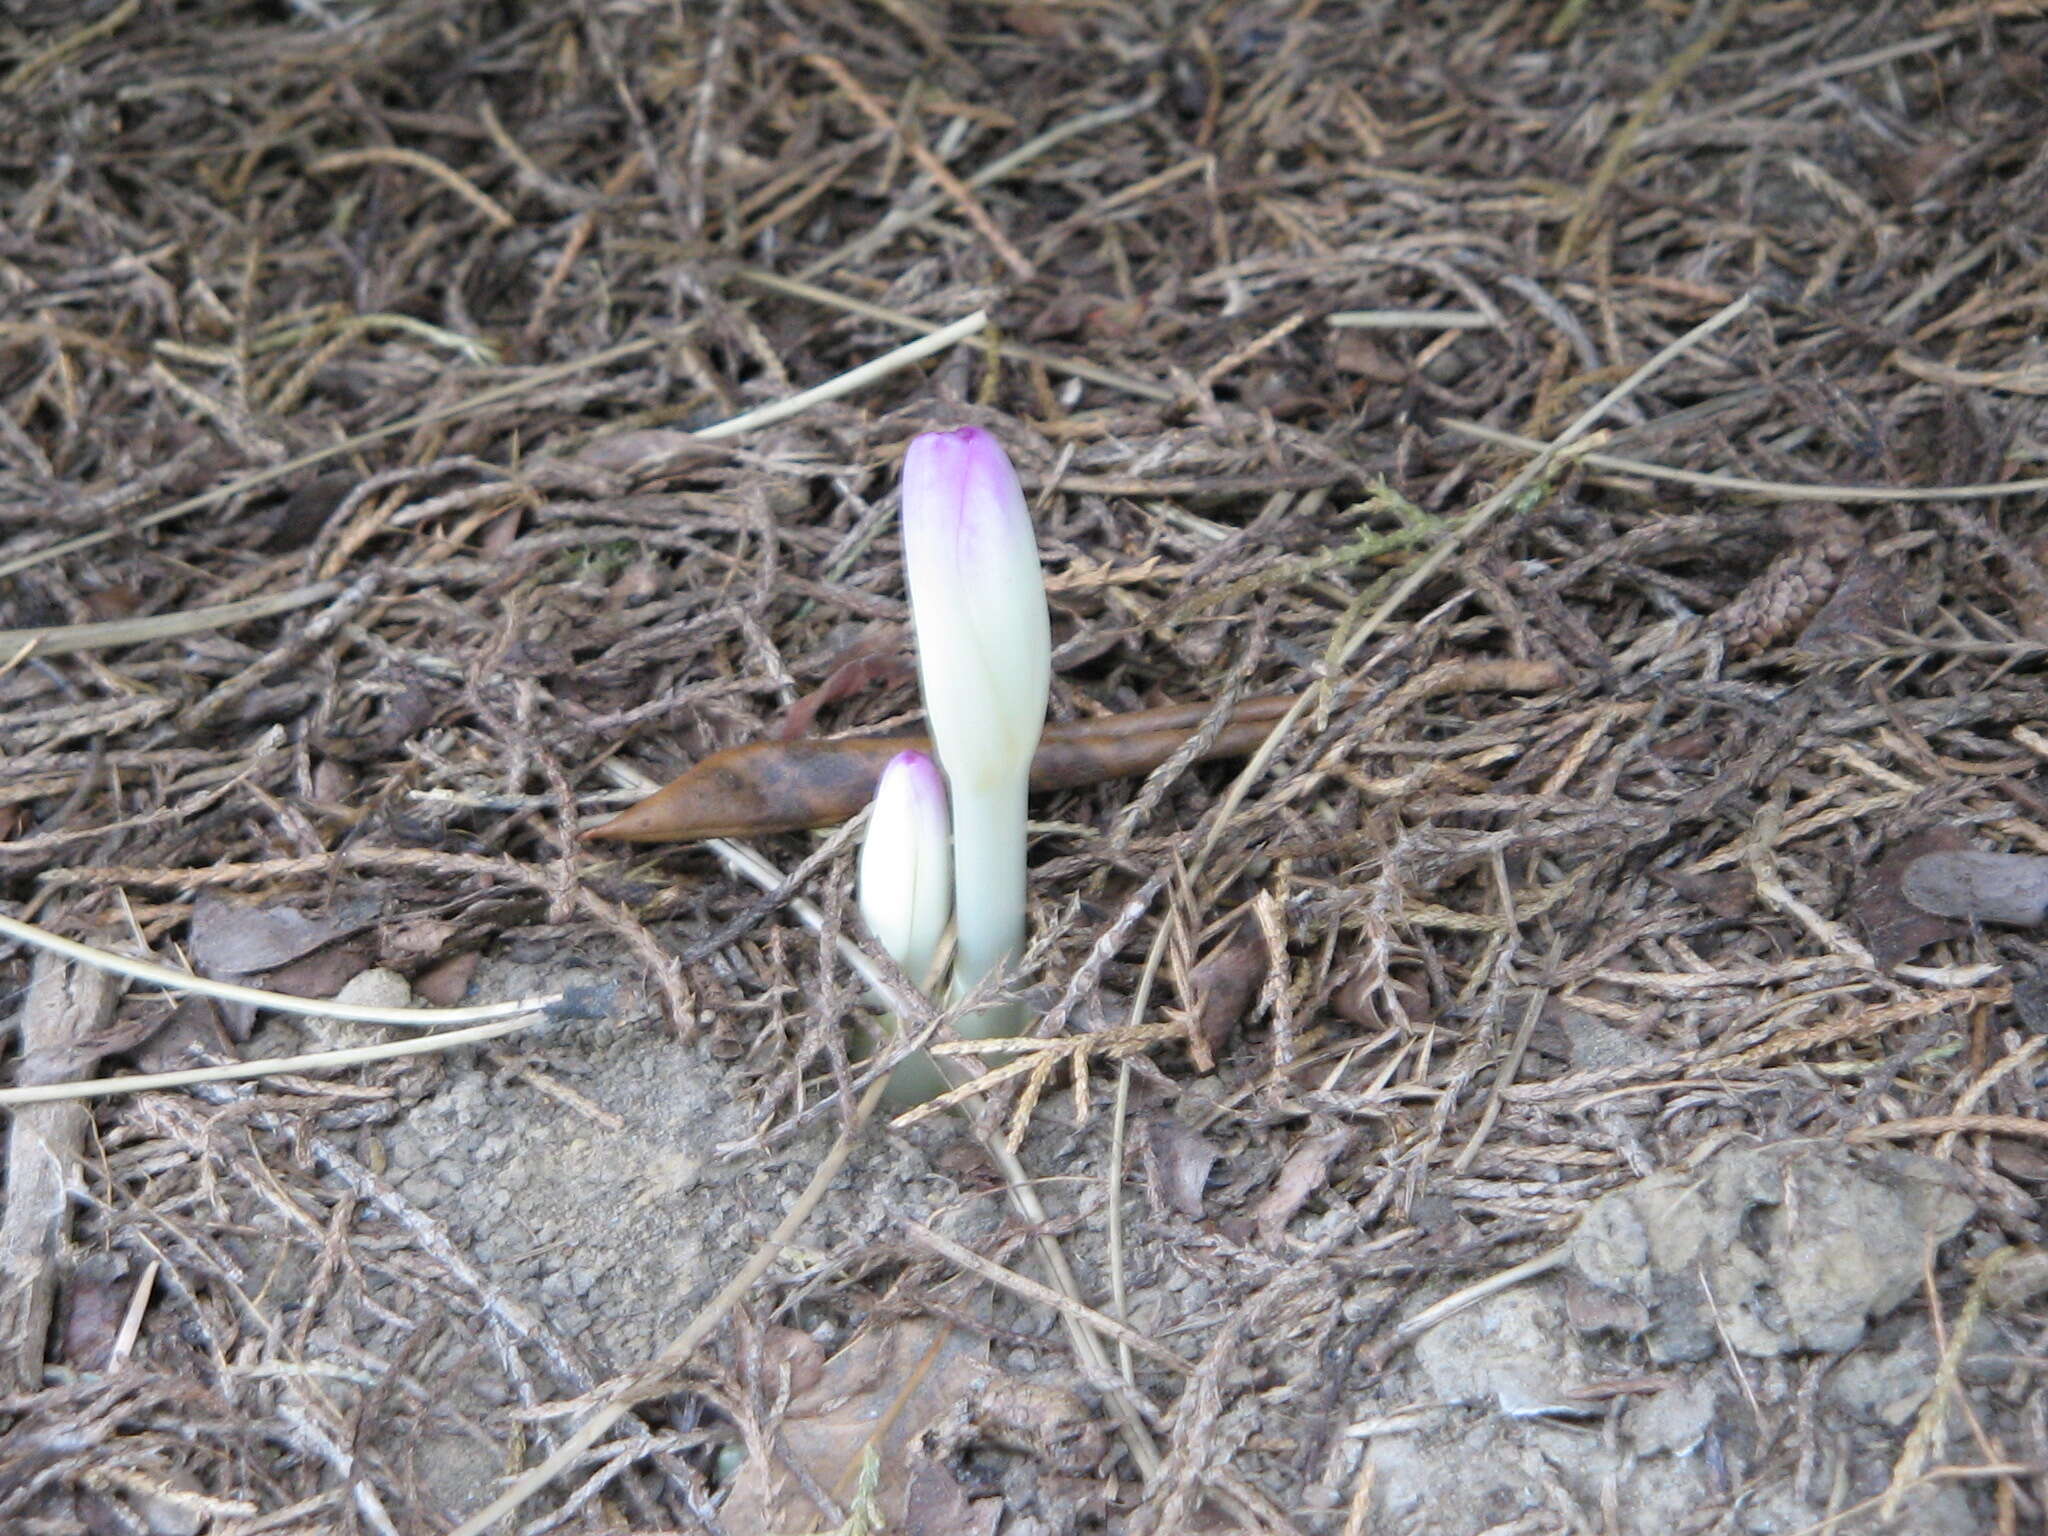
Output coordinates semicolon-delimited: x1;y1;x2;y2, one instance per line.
0;1014;551;1106
0;911;564;1028
1441;417;2048;503
0;583;341;659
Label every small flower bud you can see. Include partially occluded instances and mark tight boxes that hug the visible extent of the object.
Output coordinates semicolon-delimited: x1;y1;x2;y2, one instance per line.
857;750;951;989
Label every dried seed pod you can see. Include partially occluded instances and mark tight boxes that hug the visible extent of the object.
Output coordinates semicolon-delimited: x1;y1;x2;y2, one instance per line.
1712;505;1865;655
1900;851;2048;927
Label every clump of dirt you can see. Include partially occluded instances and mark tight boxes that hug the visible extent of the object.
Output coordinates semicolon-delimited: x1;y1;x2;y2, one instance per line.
1412;1285;1587;1416
1352;1142;1992;1536
1569;1142;1977;1363
1358;1403;1980;1536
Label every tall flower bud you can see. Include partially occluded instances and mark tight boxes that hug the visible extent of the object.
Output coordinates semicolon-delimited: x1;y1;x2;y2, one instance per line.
899;426;1051;1038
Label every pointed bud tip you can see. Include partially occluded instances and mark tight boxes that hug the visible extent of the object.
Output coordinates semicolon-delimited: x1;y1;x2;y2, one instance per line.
901;426;1033;564
874;749;950;835
906;423;998;462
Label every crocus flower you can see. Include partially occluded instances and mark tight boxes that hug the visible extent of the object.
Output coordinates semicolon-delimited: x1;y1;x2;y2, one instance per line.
857;749;954;1105
858;749;952;991
899;426;1050;1039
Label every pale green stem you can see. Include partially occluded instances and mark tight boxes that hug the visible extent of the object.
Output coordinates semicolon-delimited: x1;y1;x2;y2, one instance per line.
880;1025;949;1106
948;768;1029;1038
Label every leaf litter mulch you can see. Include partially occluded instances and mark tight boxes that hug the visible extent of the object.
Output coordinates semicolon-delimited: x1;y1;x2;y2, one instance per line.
5;3;2048;1533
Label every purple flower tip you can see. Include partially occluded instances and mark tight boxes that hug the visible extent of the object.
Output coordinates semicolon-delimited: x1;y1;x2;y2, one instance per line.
884;748;945;796
876;748;949;837
901;426;1033;574
898;422;1049;779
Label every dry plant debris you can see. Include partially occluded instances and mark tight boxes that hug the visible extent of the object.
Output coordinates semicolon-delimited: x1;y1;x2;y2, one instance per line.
5;3;2048;1534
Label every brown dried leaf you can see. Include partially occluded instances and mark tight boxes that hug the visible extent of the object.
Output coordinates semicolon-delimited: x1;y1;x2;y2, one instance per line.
775;630;912;741
184;897;373;1037
1855;827;1972;969
413;950;481;1008
1183;912;1267;1069
589;696;1294;844
187;894;359;977
1143;1117;1217;1219
1252;1125;1352;1249
719;1318;988;1536
259;940;374;1002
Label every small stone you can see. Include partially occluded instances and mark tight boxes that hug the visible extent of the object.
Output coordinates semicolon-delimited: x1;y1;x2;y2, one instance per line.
1563;1272;1649;1337
1557;1007;1664;1071
305;967;414;1051
1412;1286;1586;1416
1829;1315;2011;1426
1624;1378;1715;1456
1829;1328;1936;1426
